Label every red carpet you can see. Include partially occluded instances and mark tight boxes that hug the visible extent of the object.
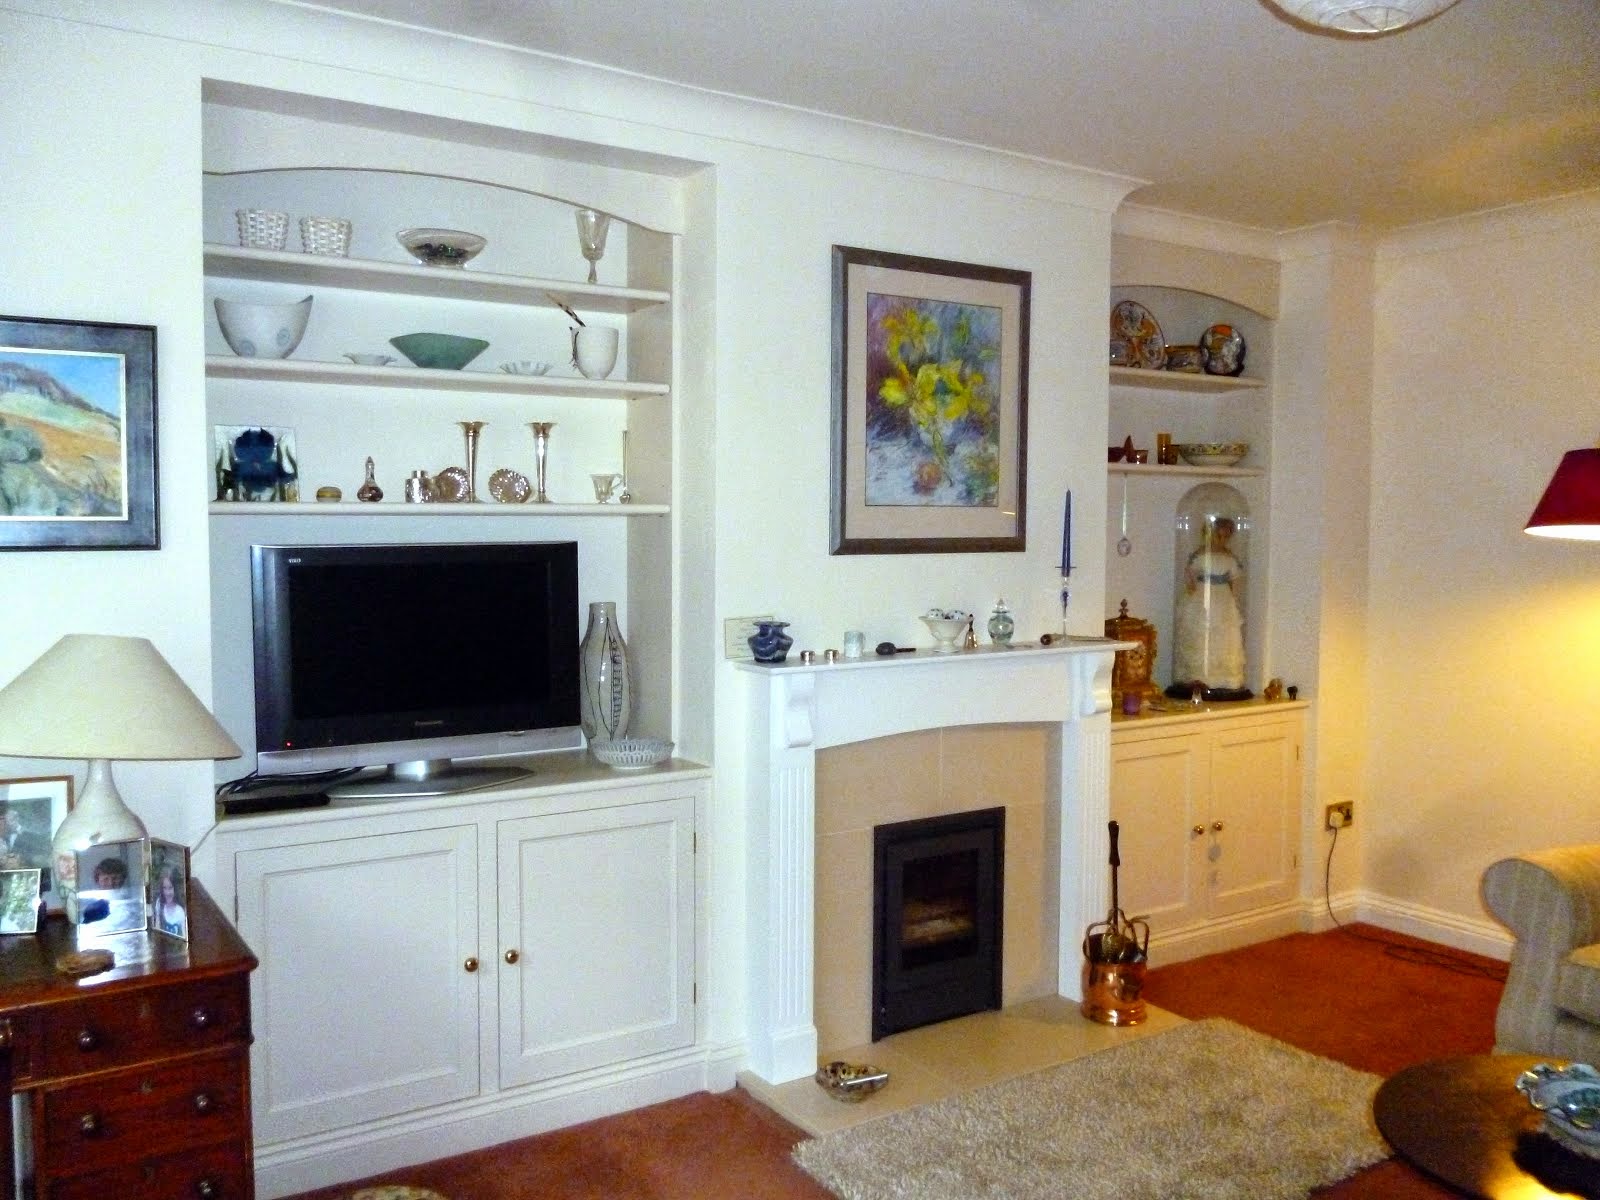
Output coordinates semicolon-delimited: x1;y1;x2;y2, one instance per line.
283;923;1507;1199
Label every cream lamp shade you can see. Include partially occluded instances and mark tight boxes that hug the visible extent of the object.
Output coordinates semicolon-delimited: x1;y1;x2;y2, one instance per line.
0;634;240;920
1525;447;1600;541
1263;0;1462;35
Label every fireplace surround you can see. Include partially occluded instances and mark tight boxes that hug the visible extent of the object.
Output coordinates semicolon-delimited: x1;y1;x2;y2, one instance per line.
736;639;1119;1084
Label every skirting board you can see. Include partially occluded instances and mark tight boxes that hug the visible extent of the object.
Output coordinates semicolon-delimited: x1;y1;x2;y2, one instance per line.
253;1044;743;1199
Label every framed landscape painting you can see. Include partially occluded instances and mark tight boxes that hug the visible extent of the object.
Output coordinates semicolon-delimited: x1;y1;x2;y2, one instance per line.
830;246;1030;555
0;315;158;550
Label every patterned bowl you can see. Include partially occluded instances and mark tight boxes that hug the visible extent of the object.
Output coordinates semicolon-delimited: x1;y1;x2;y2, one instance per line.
1518;1062;1600;1158
815;1061;889;1103
389;332;490;370
590;737;674;770
396;227;486;268
1175;441;1249;468
921;610;971;653
214;295;312;359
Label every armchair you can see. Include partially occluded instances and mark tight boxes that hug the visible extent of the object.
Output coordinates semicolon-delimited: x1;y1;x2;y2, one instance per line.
1482;845;1600;1062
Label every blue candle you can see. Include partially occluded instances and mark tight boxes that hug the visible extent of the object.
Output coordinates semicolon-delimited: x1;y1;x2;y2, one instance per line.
1062;491;1072;575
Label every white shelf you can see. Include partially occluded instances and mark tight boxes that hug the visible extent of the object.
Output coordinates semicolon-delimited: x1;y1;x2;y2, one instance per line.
1110;366;1266;392
1109;462;1263;479
204;355;669;399
209;501;669;517
204;244;669;314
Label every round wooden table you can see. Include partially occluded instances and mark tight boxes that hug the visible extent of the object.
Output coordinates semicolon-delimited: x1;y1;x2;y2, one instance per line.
1373;1055;1600;1199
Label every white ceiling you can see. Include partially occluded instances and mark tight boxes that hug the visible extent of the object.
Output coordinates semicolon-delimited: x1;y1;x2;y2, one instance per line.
292;0;1600;232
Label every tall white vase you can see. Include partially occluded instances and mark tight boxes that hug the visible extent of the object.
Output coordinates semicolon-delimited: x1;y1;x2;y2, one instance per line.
579;601;633;744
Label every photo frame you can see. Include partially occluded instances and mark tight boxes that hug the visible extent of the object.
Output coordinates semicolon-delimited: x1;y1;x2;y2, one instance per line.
0;774;73;912
149;839;191;942
74;839;147;937
0;870;41;935
830;246;1030;554
0;315;158;549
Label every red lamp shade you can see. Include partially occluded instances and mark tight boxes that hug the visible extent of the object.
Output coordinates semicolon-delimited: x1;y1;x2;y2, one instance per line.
1525;448;1600;541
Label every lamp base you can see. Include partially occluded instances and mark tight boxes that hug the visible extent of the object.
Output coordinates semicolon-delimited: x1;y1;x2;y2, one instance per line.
51;759;147;924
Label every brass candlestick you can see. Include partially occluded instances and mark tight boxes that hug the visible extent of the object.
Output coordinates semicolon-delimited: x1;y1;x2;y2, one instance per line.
529;422;556;503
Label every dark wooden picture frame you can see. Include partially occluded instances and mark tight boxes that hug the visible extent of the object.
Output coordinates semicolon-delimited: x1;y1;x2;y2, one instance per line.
0;315;159;549
831;246;1029;555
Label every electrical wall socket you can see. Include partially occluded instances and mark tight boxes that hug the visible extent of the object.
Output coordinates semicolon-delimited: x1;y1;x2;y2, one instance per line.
723;615;775;660
1324;801;1353;830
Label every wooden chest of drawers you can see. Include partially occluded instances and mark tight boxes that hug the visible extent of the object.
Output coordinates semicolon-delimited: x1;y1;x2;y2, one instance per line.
0;882;256;1200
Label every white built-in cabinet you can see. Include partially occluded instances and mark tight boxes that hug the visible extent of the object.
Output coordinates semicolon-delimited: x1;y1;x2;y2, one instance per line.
214;763;706;1196
1109;703;1305;962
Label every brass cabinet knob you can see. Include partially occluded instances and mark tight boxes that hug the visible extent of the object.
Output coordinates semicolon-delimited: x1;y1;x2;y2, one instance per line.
464;956;479;973
504;948;520;965
1212;820;1225;832
78;1112;101;1137
1192;824;1205;836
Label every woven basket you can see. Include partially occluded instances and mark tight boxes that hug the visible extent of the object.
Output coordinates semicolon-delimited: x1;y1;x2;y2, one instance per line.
300;215;352;257
235;208;288;250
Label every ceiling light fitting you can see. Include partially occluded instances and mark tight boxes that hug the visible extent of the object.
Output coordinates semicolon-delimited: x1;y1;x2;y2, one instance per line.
1264;0;1462;35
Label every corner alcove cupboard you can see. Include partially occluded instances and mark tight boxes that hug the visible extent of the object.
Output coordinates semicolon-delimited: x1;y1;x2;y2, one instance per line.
200;85;713;1197
1106;235;1304;963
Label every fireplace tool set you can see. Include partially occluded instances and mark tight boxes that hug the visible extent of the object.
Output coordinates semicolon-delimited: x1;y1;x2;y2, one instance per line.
1081;820;1150;1025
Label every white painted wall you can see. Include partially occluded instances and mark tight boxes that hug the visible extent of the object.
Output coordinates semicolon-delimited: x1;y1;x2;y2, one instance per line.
1366;194;1600;938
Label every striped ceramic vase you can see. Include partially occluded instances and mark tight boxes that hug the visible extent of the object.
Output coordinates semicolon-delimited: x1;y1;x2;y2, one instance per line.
579;601;633;745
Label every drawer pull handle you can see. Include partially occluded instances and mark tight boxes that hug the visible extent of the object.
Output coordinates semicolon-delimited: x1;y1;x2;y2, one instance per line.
464;956;479;973
1192;824;1205;836
1211;820;1225;832
195;1177;220;1199
190;1006;213;1030
192;1091;215;1114
76;1029;100;1052
78;1112;102;1137
503;949;520;965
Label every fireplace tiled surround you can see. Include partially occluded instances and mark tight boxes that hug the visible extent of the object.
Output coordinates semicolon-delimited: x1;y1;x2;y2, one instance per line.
819;728;1044;1050
736;640;1120;1085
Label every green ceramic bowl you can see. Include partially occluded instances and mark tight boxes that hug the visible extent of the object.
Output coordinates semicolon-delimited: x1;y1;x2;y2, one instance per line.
389;332;490;370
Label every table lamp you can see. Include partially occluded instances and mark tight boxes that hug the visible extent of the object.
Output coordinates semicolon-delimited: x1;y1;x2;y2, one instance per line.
1525;446;1600;541
0;634;240;920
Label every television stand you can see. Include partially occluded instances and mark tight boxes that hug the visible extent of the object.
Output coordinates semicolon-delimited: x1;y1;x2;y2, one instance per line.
327;759;532;800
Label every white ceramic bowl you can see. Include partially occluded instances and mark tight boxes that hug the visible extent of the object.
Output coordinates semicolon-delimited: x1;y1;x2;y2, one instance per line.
396;227;486;268
214;295;312;359
1175;441;1249;468
590;737;674;770
921;611;971;652
498;360;553;375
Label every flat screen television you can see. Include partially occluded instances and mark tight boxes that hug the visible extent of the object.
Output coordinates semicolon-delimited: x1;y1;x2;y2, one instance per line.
250;540;582;798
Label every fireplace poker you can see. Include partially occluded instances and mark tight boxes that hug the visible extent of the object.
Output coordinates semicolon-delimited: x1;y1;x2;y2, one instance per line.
1084;820;1149;965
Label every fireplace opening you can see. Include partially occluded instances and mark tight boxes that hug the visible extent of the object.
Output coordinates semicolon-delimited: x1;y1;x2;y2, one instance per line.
872;806;1004;1041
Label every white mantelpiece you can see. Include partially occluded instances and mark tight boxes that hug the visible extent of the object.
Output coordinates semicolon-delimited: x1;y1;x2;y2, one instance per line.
735;640;1121;1084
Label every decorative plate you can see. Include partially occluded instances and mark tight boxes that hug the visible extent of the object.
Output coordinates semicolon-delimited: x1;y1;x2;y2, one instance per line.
487;468;531;503
430;466;469;502
1110;301;1165;369
590;737;674;770
1200;323;1246;376
1175;441;1249;467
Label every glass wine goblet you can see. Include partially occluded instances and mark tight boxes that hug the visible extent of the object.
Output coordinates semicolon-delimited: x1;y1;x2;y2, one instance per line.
575;209;611;284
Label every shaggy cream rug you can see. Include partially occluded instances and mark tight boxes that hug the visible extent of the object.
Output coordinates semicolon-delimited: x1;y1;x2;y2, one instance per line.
793;1018;1390;1200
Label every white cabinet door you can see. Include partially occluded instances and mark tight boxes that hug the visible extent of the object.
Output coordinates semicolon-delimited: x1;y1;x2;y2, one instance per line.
1207;715;1300;919
1110;729;1207;930
234;823;480;1141
496;792;695;1088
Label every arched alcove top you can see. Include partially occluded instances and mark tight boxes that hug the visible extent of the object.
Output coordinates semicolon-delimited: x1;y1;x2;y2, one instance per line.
203;81;704;235
1111;233;1278;320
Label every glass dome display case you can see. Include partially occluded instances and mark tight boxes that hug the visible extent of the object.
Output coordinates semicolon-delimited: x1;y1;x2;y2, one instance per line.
1166;482;1252;701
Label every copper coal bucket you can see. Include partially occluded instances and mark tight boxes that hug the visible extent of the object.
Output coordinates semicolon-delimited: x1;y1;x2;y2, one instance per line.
1080;953;1147;1026
1080;820;1149;1026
